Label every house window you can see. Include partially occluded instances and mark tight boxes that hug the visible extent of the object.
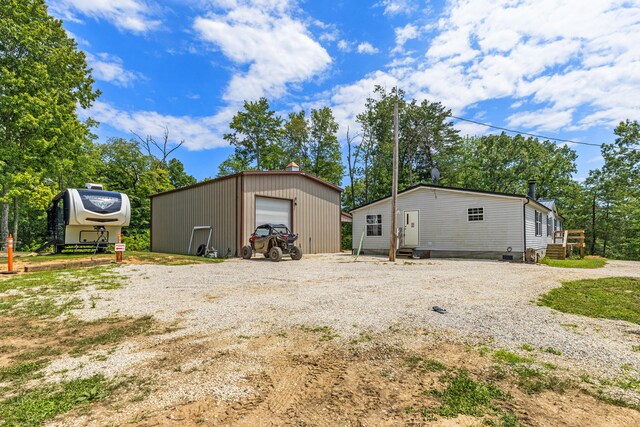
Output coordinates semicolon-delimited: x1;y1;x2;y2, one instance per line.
468;207;484;221
366;214;382;236
547;216;552;237
535;211;542;236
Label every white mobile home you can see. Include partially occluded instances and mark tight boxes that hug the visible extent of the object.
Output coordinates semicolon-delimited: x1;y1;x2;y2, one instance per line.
351;182;562;261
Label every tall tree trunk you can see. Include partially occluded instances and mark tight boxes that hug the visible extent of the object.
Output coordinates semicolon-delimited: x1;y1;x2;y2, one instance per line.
603;201;610;258
1;188;8;251
590;194;597;255
12;197;19;249
408;160;414;186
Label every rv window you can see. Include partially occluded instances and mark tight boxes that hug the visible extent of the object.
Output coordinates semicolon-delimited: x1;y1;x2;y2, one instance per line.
77;189;122;214
468;207;484;221
366;214;382;236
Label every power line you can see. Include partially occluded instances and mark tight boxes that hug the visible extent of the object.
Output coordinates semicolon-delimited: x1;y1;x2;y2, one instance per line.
450;115;604;148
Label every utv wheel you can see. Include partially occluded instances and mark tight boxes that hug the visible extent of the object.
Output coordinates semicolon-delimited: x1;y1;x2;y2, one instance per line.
241;245;253;259
290;246;303;260
269;246;283;262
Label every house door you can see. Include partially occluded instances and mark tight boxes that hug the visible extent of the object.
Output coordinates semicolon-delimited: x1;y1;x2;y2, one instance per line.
404;210;419;247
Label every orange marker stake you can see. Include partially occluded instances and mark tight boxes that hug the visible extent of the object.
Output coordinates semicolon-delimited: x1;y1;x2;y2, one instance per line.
116;232;122;263
2;234;17;275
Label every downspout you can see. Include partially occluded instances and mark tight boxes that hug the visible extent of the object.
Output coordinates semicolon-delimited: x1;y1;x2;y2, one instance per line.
522;198;530;262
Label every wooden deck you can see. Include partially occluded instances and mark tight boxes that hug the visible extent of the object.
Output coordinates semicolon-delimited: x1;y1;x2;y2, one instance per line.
546;229;585;260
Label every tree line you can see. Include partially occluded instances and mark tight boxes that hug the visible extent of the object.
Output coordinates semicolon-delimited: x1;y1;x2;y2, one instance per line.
2;1;639;259
217;97;344;186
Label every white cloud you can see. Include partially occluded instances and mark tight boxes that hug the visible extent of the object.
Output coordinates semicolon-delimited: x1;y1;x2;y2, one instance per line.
194;1;331;102
86;53;141;87
588;155;604;164
357;42;379;55
65;30;90;47
337;40;351;52
323;0;640;137
85;101;228;150
49;0;161;33
507;108;575;132
393;23;420;50
376;0;416;16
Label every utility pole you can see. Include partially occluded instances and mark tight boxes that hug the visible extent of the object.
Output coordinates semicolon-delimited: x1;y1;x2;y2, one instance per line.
389;90;399;261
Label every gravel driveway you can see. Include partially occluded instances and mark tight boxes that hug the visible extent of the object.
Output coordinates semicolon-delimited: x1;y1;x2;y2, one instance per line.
76;254;640;376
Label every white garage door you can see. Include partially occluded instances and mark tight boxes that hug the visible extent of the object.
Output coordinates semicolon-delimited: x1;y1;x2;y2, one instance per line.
255;197;291;228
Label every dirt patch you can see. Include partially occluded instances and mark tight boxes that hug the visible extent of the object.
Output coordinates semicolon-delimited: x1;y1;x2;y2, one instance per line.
55;329;640;427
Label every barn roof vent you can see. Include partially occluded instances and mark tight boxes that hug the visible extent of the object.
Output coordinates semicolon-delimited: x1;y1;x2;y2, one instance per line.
285;162;300;172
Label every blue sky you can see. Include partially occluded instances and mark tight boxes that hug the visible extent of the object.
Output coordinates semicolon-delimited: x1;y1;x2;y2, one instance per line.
47;0;640;184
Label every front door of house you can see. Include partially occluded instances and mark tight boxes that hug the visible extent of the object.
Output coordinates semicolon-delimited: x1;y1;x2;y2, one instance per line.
404;210;419;247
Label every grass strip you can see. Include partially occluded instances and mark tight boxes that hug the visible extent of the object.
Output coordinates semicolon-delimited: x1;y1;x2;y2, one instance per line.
539;277;640;324
539;257;606;269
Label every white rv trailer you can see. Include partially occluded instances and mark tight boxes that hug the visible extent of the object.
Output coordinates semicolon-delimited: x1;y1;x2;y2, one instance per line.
47;185;131;253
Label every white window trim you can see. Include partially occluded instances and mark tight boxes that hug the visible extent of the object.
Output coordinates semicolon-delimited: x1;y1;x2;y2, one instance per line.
467;206;485;222
366;214;383;237
535;211;543;237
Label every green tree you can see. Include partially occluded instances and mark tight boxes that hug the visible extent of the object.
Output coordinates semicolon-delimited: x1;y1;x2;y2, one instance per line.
282;111;310;170
308;107;344;186
0;0;99;248
167;158;196;188
400;99;459;186
585;120;640;259
96;138;173;236
223;98;283;171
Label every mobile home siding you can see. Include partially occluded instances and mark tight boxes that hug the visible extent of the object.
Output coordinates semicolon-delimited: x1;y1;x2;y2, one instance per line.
151;176;238;256
242;174;341;254
524;204;550;250
353;188;525;256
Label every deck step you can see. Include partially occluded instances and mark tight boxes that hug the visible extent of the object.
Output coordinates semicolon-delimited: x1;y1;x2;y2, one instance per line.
396;248;415;258
546;243;567;260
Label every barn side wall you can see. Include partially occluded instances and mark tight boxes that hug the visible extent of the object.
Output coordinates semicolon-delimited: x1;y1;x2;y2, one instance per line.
150;176;239;256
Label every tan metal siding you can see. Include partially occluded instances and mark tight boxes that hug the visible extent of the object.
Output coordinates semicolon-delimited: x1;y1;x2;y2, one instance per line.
151;177;238;255
242;175;341;254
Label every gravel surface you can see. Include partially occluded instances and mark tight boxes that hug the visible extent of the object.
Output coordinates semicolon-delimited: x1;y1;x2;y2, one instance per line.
73;254;640;377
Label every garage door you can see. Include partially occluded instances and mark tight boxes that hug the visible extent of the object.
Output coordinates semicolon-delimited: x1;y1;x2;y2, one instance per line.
255;197;291;228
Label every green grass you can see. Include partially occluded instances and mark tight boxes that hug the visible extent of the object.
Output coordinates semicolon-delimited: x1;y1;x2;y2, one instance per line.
519;343;534;352
492;350;532;365
0;360;48;384
0;375;110;427
513;366;570;394
539;277;640;324
0;267;122;319
67;316;155;354
300;325;340;341
405;355;447;373
0;251;224;265
428;370;509;418
542;346;562;356
539;257;607;269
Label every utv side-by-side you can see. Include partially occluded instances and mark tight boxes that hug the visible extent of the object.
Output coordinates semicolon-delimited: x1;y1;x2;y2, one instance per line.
242;224;303;262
